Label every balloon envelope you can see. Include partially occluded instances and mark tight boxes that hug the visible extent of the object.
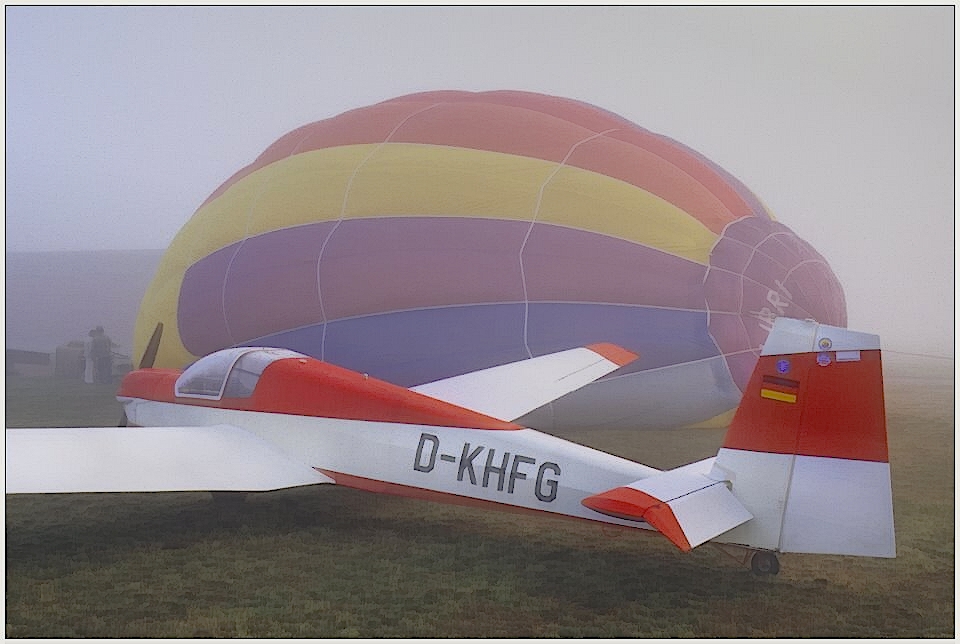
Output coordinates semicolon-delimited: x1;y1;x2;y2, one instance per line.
136;90;846;429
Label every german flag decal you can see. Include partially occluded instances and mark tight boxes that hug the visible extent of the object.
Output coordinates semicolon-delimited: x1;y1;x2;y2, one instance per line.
760;375;799;404
760;388;797;403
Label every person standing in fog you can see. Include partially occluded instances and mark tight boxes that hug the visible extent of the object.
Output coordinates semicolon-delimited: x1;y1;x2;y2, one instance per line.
83;329;96;384
91;326;112;384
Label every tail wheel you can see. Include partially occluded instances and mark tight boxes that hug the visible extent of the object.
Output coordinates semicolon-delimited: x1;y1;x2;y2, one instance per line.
750;551;780;575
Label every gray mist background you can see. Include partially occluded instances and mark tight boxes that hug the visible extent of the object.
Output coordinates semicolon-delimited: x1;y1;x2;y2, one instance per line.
5;6;954;356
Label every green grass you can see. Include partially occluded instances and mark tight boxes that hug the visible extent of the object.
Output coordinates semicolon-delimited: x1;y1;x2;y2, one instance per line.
5;356;954;637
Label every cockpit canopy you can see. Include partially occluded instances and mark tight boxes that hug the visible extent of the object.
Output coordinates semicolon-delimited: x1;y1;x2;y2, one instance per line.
174;347;307;400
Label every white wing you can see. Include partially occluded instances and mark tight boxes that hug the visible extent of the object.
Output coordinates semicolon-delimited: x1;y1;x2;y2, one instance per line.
6;425;333;494
412;343;637;422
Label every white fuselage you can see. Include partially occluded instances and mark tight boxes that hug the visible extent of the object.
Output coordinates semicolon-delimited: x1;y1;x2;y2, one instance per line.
123;397;661;528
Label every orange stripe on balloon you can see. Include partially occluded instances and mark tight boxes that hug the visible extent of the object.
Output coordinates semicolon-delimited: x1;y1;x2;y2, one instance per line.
187;144;719;265
199;92;761;233
201;101;430;209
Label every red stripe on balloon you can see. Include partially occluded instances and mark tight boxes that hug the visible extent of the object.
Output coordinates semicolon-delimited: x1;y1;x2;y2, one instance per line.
384;91;767;228
198;91;766;233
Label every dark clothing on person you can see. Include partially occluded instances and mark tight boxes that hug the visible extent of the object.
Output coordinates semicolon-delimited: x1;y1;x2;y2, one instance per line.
90;327;112;383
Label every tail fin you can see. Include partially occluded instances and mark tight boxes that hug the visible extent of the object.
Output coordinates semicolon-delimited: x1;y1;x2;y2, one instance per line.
710;317;895;557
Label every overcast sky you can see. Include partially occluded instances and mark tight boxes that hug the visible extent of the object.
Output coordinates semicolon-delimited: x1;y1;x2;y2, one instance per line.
5;6;954;354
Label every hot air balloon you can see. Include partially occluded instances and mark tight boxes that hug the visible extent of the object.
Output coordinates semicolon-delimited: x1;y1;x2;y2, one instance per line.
135;90;846;430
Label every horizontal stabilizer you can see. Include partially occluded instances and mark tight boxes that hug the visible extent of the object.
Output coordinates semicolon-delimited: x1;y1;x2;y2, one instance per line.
412;343;638;422
581;466;752;551
6;425;333;494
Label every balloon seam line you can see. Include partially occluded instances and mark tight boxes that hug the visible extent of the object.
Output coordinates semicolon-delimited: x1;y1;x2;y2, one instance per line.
315;101;445;360
220;173;271;347
704;265;816;322
721;230;823;274
520;128;619;359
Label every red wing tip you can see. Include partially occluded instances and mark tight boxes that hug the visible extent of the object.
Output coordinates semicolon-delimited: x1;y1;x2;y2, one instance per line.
587;343;639;367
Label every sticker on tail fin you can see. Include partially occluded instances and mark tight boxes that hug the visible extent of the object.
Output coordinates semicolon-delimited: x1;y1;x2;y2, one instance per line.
725;320;887;462
712;318;895;558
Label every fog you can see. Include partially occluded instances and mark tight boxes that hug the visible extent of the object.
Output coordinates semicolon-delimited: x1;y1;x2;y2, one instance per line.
5;6;954;355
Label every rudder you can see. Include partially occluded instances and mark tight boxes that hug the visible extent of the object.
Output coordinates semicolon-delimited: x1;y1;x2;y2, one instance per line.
711;318;895;557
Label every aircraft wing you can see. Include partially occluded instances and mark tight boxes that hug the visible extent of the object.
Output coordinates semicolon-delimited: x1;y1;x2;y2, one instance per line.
411;343;638;422
581;459;752;551
6;425;333;494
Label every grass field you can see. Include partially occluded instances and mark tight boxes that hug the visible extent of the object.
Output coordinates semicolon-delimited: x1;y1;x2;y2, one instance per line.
5;354;954;637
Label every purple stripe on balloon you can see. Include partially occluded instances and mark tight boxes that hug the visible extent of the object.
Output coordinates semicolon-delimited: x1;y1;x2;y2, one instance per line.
702;270;747;315
222;223;333;343
705;216;846;391
706;312;753;354
318;217;529;321
710;223;822;279
177;245;234;354
522;224;706;310
720;216;778;250
179;222;336;357
243;302;715;387
322;303;529;385
524;302;717;374
759;230;807;268
708;236;756;275
742;252;794;297
178;217;709;357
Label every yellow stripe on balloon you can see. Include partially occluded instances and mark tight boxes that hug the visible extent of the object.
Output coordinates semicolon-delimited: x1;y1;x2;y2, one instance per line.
196;144;716;263
537;165;716;262
134;143;719;365
343;144;552;222
133;268;193;369
134;146;375;368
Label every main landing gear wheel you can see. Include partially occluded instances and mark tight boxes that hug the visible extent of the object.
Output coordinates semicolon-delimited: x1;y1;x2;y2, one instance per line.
750;551;780;576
